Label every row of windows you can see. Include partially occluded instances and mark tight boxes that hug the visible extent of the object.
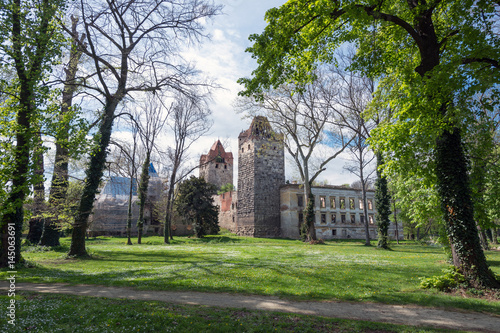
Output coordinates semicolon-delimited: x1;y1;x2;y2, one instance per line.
297;194;373;210
298;212;375;225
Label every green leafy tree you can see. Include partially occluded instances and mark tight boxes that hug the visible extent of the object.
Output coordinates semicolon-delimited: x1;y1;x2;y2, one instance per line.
239;0;500;288
0;0;66;267
175;176;219;238
217;183;234;195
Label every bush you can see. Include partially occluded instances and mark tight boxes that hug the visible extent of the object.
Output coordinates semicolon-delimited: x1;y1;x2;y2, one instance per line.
419;267;465;291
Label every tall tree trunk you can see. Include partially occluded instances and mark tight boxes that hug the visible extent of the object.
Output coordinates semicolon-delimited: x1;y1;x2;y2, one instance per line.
41;16;84;247
492;228;498;245
126;176;134;245
300;180;317;242
68;98;120;257
137;153;151;244
393;198;400;245
27;146;45;244
0;95;30;266
164;179;175;244
0;0;56;267
360;155;370;246
435;128;499;288
375;153;391;249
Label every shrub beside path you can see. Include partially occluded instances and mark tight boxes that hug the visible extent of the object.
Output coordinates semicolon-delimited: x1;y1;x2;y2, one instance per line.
2;282;500;332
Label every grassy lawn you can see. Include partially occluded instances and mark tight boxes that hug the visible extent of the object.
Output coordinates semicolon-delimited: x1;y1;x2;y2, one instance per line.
0;292;465;333
2;234;500;315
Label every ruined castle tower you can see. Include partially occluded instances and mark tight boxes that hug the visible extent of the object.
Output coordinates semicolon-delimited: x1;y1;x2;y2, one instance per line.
199;140;233;189
237;116;285;237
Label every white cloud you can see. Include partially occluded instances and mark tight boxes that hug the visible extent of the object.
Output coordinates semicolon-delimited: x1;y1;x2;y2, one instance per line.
109;1;359;188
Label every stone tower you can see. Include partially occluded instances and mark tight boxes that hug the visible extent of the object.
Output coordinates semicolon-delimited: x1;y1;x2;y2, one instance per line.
237;116;285;237
199;140;233;189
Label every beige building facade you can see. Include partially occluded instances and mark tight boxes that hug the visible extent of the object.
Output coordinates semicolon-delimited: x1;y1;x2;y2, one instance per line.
280;184;402;240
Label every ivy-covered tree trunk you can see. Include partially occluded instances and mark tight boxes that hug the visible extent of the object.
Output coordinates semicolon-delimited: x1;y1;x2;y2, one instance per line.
41;16;84;247
435;128;499;288
375;153;391;249
302;192;316;242
137;153;150;244
359;157;370;246
68;98;120;257
0;0;62;267
27;147;45;244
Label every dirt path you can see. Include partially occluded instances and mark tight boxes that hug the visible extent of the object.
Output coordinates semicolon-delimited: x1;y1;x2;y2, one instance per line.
2;282;500;332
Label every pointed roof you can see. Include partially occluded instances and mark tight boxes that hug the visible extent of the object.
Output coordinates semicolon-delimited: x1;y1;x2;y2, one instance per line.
238;116;282;141
200;140;233;164
148;163;159;178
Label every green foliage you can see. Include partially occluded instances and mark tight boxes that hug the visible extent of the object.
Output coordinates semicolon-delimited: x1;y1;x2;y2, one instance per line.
217;183;234;195
238;0;500;288
176;176;219;238
0;0;68;266
420;267;465;292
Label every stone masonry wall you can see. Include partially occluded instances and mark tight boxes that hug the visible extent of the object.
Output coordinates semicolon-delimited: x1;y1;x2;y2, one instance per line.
200;162;233;190
237;135;284;237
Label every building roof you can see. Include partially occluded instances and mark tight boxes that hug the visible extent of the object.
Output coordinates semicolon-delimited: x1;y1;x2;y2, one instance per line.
148;163;159;177
101;176;138;197
238;116;282;141
200;140;233;164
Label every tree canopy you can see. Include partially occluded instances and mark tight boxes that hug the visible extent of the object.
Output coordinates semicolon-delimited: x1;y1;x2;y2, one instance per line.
176;176;219;238
239;0;500;288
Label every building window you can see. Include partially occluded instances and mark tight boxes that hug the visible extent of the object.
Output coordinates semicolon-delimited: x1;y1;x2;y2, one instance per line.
340;198;346;209
330;197;336;209
369;215;374;224
360;215;365;224
349;198;355;209
242;148;244;153
332;229;336;236
321;213;326;224
248;144;250;150
341;214;346;223
320;196;326;208
232;203;234;210
350;215;355;223
368;199;373;210
224;164;227;169
297;194;304;207
331;214;336;224
232;216;234;222
359;199;364;210
215;164;219;168
222;193;225;199
298;212;304;223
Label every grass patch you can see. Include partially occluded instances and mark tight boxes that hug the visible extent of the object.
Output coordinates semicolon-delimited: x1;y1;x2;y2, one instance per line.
0;292;464;333
2;236;500;315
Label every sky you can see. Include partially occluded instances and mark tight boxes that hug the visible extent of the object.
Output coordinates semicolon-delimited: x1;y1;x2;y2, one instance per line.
112;0;360;186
